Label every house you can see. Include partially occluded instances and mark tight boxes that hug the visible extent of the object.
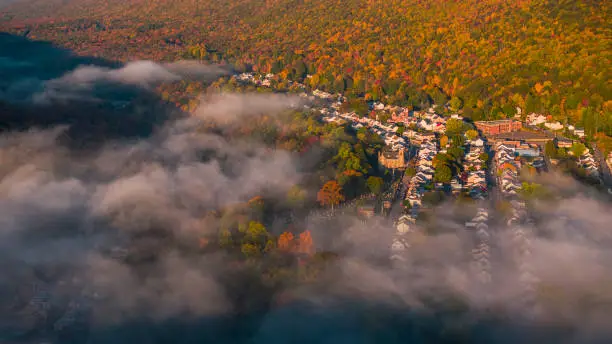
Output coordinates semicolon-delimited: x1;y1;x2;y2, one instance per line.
396;217;413;234
421;132;436;142
450;177;463;191
574;128;586;138
391;237;410;252
419;165;435;174
399;214;416;224
477;228;490;240
402;130;418;139
527;113;547;126
503;183;521;193
472;213;488;223
471;138;484;147
544;121;564;131
532;159;546;169
357;204;375;218
515;148;540;157
415;171;431;180
407;195;422;207
555;137;573;148
504;189;518;196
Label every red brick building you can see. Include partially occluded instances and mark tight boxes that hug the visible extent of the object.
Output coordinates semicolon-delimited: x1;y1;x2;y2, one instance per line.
475;120;522;136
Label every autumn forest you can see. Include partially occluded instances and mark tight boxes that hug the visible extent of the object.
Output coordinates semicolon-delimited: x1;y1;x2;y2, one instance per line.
2;0;610;135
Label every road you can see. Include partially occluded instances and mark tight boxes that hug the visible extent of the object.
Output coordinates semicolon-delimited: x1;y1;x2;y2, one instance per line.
388;173;409;221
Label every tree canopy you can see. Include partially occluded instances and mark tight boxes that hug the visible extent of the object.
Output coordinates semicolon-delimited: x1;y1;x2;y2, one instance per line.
317;180;345;210
4;0;609;131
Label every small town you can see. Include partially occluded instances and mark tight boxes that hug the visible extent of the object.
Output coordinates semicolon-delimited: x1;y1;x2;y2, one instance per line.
1;0;610;342
3;67;611;343
239;70;612;299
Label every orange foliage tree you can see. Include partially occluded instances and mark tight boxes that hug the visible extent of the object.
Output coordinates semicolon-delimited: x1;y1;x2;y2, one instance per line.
317;180;344;212
296;230;314;256
277;231;295;252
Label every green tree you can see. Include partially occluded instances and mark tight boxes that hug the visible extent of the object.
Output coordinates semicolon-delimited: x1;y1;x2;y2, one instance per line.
446;118;466;136
422;191;445;207
520;182;551;200
433;153;450;168
406;167;417;176
451;135;465;147
449;96;464;111
544;140;557;158
465;129;479;141
570;142;587;157
479;152;489;163
287;185;307;209
244;221;269;249
434;164;452;183
432;89;448;105
341;98;369;117
241;243;261;258
379;113;391;124
366;176;384;195
294;60;307;79
270;61;282;74
448;146;465;162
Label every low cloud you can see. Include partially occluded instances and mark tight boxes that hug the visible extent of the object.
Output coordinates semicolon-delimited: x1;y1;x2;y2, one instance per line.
0;90;303;329
1;59;229;103
49;60;229;88
193;93;304;123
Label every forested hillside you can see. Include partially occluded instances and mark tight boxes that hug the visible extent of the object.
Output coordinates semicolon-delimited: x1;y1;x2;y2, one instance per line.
2;0;610;132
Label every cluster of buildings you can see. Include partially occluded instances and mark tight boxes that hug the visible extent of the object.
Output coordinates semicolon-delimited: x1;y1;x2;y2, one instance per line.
390;219;412;260
404;140;438;210
343;112;410;151
390;140;439;258
574;146;600;179
494;139;546;194
459;138;488;199
507;201;540;312
526;113;585;138
236;72;277;88
389;107;449;134
495;143;525;197
318;103;411;152
466;208;491;284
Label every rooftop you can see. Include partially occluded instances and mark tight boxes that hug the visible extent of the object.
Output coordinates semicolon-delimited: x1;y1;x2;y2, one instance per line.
490;130;553;141
475;120;520;125
381;146;403;159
